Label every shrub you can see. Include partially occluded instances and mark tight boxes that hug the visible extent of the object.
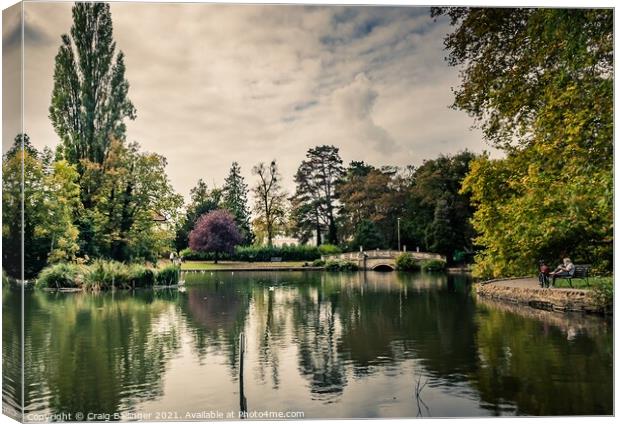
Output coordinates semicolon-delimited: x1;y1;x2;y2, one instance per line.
318;244;342;255
83;260;132;290
181;245;322;262
590;278;613;314
312;259;326;267
325;260;341;271
234;245;321;262
324;260;359;271
421;259;446;271
180;248;230;261
156;265;180;286
128;265;155;288
395;253;419;271
37;261;162;290
36;263;82;289
339;261;359;271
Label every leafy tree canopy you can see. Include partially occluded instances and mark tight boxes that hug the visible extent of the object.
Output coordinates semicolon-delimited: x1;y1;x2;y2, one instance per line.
433;7;613;276
189;209;243;263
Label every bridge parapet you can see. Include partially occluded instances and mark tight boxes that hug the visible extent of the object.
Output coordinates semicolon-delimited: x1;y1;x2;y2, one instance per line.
322;250;445;262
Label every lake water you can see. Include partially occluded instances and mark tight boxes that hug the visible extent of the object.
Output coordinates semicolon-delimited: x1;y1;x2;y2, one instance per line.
2;271;613;420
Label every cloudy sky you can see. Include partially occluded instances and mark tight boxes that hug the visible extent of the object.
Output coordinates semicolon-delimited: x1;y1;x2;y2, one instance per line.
4;2;498;199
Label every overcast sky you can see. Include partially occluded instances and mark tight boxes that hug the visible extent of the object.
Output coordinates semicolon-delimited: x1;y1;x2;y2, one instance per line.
4;2;498;199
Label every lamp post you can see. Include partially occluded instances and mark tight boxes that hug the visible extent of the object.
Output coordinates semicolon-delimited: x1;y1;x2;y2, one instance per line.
397;217;401;251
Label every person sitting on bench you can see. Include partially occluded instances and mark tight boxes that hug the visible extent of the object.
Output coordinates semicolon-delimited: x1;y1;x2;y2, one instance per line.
549;257;575;287
538;260;550;288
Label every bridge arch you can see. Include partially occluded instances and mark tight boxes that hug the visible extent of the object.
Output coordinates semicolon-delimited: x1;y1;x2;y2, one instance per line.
372;263;395;272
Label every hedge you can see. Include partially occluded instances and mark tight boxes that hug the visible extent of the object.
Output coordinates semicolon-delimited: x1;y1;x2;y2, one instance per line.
180;244;324;262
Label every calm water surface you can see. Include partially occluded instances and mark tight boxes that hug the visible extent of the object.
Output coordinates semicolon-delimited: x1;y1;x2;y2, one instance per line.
2;271;613;420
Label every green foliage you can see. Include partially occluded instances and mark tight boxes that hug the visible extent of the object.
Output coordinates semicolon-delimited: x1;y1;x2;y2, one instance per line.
47;3;181;264
338;164;405;249
50;2;135;168
86;141;182;262
234;245;320;262
36;261;170;290
431;8;612;151
335;153;476;259
339;261;359;271
324;260;359;272
180;245;322;262
290;145;344;244
36;263;83;289
435;8;613;277
590;278;613;314
404;151;477;261
312;259;326;267
127;264;155;288
83;260;132;290
222;162;253;245
40;160;81;263
3;135;81;278
352;220;385;250
324;260;341;271
3;136;47;278
395;253;419;271
155;265;180;286
318;244;341;255
420;259;446;272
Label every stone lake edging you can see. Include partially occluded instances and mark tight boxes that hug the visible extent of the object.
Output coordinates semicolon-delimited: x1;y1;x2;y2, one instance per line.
475;295;610;335
476;278;599;313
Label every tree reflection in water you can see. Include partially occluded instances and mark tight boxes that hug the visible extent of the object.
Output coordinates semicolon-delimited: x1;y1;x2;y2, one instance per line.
4;270;612;418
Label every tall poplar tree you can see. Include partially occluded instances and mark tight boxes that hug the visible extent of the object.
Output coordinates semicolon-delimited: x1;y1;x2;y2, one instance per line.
49;2;136;179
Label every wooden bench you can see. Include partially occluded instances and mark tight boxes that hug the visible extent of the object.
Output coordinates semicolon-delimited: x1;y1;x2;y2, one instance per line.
555;264;590;287
270;257;282;263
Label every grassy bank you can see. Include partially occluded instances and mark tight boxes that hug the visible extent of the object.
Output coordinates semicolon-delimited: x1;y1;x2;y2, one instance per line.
181;261;308;270
552;275;613;289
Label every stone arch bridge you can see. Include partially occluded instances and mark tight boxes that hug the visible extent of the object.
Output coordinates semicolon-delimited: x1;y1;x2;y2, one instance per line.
322;250;446;271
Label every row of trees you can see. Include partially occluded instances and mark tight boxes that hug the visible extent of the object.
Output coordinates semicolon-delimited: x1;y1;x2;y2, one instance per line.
173;147;478;265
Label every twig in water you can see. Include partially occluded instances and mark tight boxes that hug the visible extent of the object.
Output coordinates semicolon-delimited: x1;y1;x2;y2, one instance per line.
414;375;431;417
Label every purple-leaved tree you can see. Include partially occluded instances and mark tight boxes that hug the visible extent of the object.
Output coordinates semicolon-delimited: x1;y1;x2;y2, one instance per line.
189;209;243;263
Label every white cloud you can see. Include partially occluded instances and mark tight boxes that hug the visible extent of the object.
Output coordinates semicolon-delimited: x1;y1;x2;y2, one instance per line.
8;3;497;202
331;73;397;153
